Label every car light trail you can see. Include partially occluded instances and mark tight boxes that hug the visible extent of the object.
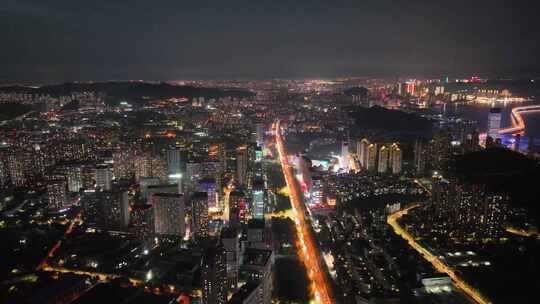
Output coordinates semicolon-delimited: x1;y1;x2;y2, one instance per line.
274;120;333;304
388;205;491;304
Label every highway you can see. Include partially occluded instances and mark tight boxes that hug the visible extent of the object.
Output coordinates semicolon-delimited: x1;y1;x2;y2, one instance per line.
499;105;540;135
274;121;333;304
387;205;491;304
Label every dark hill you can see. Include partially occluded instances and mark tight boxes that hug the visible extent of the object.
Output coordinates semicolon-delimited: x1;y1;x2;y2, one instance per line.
449;148;540;219
0;82;255;100
0;103;32;121
347;105;433;136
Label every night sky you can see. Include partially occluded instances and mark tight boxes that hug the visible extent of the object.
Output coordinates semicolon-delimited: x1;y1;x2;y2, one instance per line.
2;0;540;82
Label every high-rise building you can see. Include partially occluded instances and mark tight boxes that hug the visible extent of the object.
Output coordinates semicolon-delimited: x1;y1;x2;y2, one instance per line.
377;145;389;173
240;248;273;304
47;180;67;210
252;179;266;219
199;178;218;211
167;145;186;184
229;190;245;228
357;138;370;168
236;144;249;186
487;107;502;140
340;139;349;171
366;143;378;172
67;165;83;192
102;188;130;229
152;193;185;237
222;227;240;292
389;143;402;175
201;243;227;304
82;188;130;230
192;192;209;240
146;183;178;202
414;139;426;175
310;175;324;207
95;164;112;191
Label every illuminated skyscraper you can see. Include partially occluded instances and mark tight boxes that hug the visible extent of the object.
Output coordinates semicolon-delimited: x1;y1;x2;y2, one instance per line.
389;143;402;175
152;193;185;237
378;145;389;173
487;107;502;140
192;192;209;240
310;175;324;207
340;138;349;171
167;145;186;184
199;178;218;210
252;179;266;219
366;143;378;172
357;138;370;168
95;164;112;191
67;166;83;192
236;144;249;186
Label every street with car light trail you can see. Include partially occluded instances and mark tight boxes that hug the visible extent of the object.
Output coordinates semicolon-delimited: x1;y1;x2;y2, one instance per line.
274;120;333;304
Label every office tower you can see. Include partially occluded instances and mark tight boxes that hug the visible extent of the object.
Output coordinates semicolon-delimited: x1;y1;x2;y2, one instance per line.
252;179;265;219
240;248;273;304
152;193;185;237
222;227;240;292
66;166;83;192
310;175;324;206
389;143;402;175
377;145;389;173
236;144;249;186
487;107;502;140
202;243;227;304
192;192;209;240
167;145;186;184
199;178;218;210
95;164;112;191
47;180;67;210
366;143;378;172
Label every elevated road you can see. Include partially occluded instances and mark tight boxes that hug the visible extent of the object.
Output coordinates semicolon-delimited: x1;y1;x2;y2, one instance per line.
274;121;333;304
499;105;540;135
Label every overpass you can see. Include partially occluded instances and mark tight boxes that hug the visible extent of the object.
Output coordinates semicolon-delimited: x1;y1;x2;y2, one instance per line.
499;105;540;135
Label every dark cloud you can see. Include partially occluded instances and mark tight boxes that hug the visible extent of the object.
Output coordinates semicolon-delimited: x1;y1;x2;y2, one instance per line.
2;0;539;82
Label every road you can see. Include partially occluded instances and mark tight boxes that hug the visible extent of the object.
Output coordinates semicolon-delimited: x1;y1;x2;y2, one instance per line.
274;120;332;304
387;205;491;304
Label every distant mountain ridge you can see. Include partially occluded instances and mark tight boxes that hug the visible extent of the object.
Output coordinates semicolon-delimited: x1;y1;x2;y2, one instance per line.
0;81;255;99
